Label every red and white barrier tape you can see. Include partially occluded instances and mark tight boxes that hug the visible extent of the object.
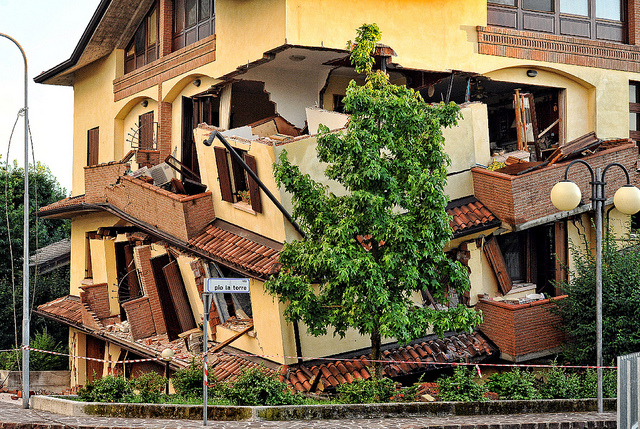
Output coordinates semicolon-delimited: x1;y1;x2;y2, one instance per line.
17;345;619;371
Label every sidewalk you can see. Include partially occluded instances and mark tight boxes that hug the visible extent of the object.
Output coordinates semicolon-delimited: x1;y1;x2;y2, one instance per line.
0;398;618;428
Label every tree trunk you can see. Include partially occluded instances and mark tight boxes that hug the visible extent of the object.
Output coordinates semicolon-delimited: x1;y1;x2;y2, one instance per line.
370;327;383;379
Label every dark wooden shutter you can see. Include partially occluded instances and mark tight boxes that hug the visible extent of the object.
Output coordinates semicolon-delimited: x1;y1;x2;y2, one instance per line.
214;146;234;202
139;111;154;150
245;154;262;213
554;221;567;294
163;261;196;333
87;127;99;166
150;254;181;341
483;236;512;294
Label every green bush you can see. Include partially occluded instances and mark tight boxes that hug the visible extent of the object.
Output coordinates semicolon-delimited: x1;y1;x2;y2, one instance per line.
0;331;68;371
218;367;304;406
487;368;539;400
130;371;167;403
580;368;617;399
337;377;397;404
436;365;487;402
539;363;581;399
78;375;133;403
556;232;640;364
171;357;210;398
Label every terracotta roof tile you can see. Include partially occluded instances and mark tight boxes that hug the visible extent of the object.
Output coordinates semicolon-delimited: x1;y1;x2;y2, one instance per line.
36;295;83;326
38;194;86;214
188;222;281;278
447;196;500;237
282;332;497;393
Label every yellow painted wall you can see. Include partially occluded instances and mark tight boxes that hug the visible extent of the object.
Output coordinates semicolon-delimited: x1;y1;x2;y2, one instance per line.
69;328;85;387
466;239;501;305
89;237;120;316
69;212;122;295
193;128;289;242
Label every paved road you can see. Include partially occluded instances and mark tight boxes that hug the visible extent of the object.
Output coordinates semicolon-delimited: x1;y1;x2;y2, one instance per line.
0;399;617;429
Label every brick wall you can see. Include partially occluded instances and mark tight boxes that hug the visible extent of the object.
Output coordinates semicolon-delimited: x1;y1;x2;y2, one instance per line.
476;297;566;362
133;245;166;335
478;25;640;72
136;150;162;169
105;175;215;241
79;283;111;320
113;35;216;102
84;162;129;204
472;144;640;226
122;296;156;340
157;85;172;160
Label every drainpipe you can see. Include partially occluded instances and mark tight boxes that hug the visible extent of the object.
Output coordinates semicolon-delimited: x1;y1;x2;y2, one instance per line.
204;131;306;239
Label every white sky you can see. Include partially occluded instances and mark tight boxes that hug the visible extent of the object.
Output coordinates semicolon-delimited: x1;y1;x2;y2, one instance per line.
0;0;101;193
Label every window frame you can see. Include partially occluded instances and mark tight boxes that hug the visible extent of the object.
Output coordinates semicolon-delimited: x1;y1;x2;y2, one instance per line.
87;127;99;166
487;0;626;43
213;146;262;213
124;2;159;74
630;81;640;143
172;0;215;51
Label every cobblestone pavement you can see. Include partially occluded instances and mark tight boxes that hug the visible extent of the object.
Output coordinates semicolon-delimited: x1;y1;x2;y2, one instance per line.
0;400;618;429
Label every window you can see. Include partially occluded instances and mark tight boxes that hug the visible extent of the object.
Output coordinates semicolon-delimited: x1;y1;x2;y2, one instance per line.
487;0;625;42
213;146;262;213
125;2;158;74
87;127;99;166
173;0;215;51
630;82;640;142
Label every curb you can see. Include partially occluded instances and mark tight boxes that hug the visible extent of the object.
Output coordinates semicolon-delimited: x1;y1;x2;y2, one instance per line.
30;395;617;422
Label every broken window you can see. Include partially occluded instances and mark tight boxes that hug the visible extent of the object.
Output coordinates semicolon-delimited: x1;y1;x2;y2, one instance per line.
208;263;253;324
115;242;141;320
487;0;625;42
630;81;640;143
125;2;158;74
213;146;263;213
173;0;215;51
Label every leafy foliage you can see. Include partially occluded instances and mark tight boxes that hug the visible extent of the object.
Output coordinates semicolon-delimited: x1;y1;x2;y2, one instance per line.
78;375;134;403
436;365;487;402
538;362;581;399
265;23;481;378
555;232;640;364
580;368;617;399
487;368;540;400
0;160;69;350
171;357;210;398
130;371;167;403
0;330;67;371
336;377;397;403
217;367;304;406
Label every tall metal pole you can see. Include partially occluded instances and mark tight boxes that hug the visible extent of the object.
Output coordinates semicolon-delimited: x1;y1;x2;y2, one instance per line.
594;168;603;414
0;32;29;410
202;292;213;426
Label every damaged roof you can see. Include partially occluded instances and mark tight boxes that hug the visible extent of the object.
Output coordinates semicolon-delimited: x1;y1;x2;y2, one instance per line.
447;196;501;238
280;332;497;393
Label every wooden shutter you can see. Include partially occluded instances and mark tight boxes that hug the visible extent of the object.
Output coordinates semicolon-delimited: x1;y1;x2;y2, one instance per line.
214;146;234;202
87;127;99;166
163;261;196;333
245;154;262;213
554;221;568;294
86;335;105;382
150;254;181;341
483;236;513;294
139;111;154;150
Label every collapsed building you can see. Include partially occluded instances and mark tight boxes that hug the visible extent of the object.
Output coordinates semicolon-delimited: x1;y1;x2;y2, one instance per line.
33;0;640;390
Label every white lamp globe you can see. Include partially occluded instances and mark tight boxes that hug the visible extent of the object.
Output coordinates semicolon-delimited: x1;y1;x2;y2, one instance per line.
551;180;582;212
161;348;175;360
613;185;640;215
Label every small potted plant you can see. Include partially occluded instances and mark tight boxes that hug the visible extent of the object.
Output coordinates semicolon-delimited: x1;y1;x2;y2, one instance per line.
238;190;251;205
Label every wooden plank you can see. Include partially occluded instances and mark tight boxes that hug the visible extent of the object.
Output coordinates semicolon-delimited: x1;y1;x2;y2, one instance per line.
483;236;512;294
163;261;197;334
209;324;254;354
554;221;568;295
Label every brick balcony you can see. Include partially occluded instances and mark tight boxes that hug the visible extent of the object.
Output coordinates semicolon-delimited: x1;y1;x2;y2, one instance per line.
472;143;640;226
84;161;215;242
476;296;566;362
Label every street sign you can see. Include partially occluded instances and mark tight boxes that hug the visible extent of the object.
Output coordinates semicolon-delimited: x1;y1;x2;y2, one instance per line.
205;277;250;293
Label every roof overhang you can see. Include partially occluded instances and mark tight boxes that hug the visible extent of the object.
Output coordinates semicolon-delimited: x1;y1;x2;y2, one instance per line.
34;0;154;86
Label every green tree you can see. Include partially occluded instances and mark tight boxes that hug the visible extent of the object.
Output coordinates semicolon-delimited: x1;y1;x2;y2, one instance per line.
556;231;640;364
0;159;69;350
265;24;481;378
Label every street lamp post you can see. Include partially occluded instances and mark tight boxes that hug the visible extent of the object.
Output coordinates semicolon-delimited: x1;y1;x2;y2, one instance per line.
550;159;640;413
0;32;30;410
